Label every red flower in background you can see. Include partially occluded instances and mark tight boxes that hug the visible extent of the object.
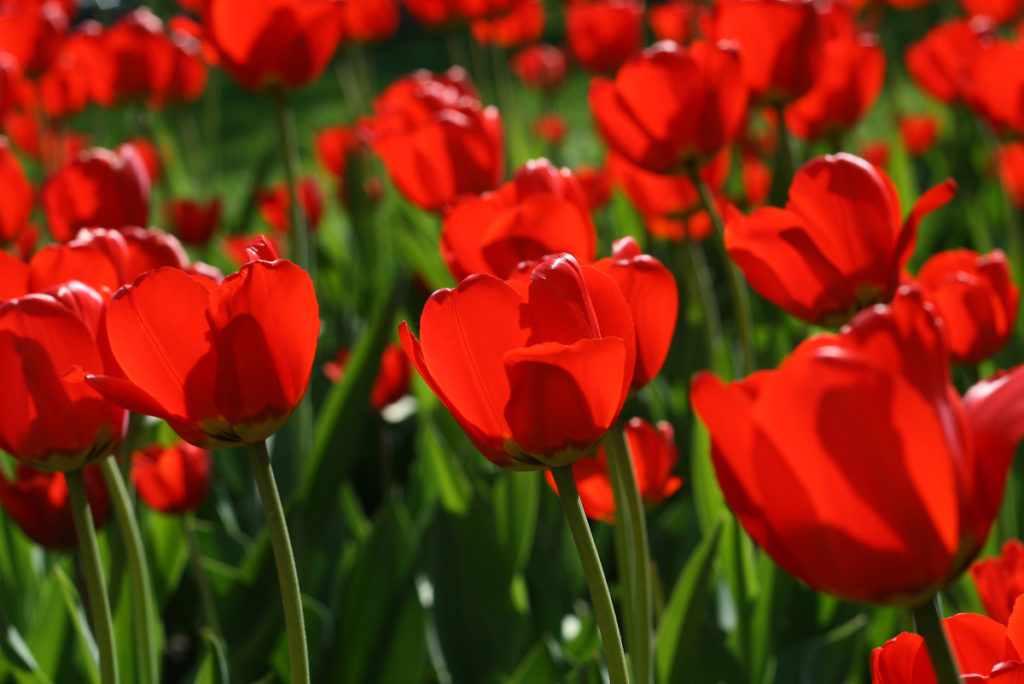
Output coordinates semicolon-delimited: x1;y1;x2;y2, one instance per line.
967;37;1024;135
545;417;682;522
87;241;319;448
403;0;519;25
574;164;611;210
0;53;20;119
971;539;1024;625
323;342;412;411
470;0;544;47
899;114;939;156
0;252;29;301
725;153;956;325
741;153;771;206
589;40;747;173
202;0;347;92
315;125;363;179
692;287;1024;604
648;0;707;44
906;18;993;104
132;442;212;514
916;249;1018;365
0;137;33;244
710;0;825;104
256;178;325;232
0;282;127;473
999;142;1024;208
123;138;162;184
166;198;221;246
511;44;567;90
0;0;70;75
532;113;567;145
365;67;504;211
0;464;109;550
566;0;644;73
961;0;1020;22
400;254;636;470
42;145;151;243
342;0;400;42
861;140;891;169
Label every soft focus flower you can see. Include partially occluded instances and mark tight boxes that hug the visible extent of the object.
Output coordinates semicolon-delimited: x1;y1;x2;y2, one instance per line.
544;417;682;522
971;539;1024;625
441;158;596;281
916;249;1018;365
510;43;567;89
966;36;1024;135
400;253;636;470
899;114;939;157
0;464;109;550
342;0;400;42
322;342;412;411
86;239;319;448
999;142;1024;208
532;113;567;145
961;0;1020;22
0;0;69;75
132;441;212;514
905;18;994;104
725;153;956;325
691;286;1024;604
741;152;771;206
42;145;151;243
122;138;162;184
566;0;645;73
648;0;706;44
166;198;222;247
256;178;325;232
860;140;890;169
575;164;612;210
0;136;32;243
470;0;544;47
315;125;363;179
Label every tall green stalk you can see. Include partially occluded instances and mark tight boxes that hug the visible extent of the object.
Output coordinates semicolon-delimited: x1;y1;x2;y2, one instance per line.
911;596;960;684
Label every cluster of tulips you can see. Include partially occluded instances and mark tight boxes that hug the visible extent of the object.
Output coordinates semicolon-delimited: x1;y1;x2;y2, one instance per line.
7;0;1024;682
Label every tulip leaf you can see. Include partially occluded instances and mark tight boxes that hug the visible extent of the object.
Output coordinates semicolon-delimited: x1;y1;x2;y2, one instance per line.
0;620;51;684
144;510;190;607
412;414;472;515
505;638;564;684
493;470;541;572
689;416;726;536
655;516;724;684
51;565;100;684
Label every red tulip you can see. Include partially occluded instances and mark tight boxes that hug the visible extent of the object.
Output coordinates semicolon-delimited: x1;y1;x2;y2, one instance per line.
566;0;645;73
202;0;346;92
971;539;1024;625
42;145;151;243
0;53;20;119
166;198;221;247
725;153;956;325
872;596;1024;681
256;178;325;232
906;18;994;104
961;0;1021;22
402;0;519;25
441;158;596;281
532;113;567;145
223;232;287;267
861;140;891;169
589;40;747;173
470;0;544;47
322;342;412;411
0;136;32;244
122;138;162;185
0;464;109;550
900;114;939;157
999;142;1024;208
691;286;1024;604
967;37;1024;135
97;8;174;106
0;250;29;301
400;253;636;470
132;441;212;514
740;152;771;206
0;0;69;75
648;0;707;44
342;0;400;42
86;241;319;448
0;282;127;472
544;417;682;522
710;0;825;104
365;67;504;211
38;33;96;119
916;249;1018;365
315;125;363;179
511;44;567;90
574;164;612;210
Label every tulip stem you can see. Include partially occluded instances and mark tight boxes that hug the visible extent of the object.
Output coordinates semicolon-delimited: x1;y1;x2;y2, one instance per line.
768;105;797;207
183;514;224;644
689;167;757;375
911;596;961;684
552;465;631;684
67;468;119;684
247;440;309;684
100;456;159;684
605;425;653;684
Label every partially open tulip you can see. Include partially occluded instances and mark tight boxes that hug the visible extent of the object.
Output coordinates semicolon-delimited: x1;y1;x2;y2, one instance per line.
256;178;325;232
966;37;1024;135
648;0;706;44
323;342;412;411
971;539;1024;625
440;158;596;281
900;114;939;157
470;0;544;47
905;18;993;104
916;249;1018;365
511;44;567;89
86;240;319;448
0;137;32;243
0;282;127;472
400;253;636;470
725;153;956;325
589;40;747;173
566;0;644;73
202;0;347;92
0;0;69;75
691;287;1024;605
166;198;222;246
0;464;109;550
872;595;1024;681
42;145;151;243
132;442;212;514
545;417;682;522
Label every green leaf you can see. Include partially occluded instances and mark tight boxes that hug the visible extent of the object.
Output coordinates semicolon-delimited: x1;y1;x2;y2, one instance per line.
0;620;52;684
414;417;472;516
52;565;100;684
493;471;540;572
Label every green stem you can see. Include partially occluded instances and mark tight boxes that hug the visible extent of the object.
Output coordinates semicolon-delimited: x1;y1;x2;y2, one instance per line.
607;442;638;682
911;596;961;684
679;240;731;378
768;105;797;207
67;468;119;684
271;89;312;278
551;466;630;684
689;168;757;376
183;515;224;643
99;457;159;684
247;440;309;684
605;426;653;684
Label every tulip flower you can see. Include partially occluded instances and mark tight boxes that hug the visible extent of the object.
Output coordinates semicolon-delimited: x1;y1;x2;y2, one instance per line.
0;464;109;550
341;0;400;42
648;0;707;44
400;253;636;470
323;342;412;411
470;0;544;47
544;417;682;522
0;0;69;75
998;142;1024;208
42;145;151;243
532;114;567;146
589;40;748;173
966;37;1024;135
970;540;1024;625
201;0;346;92
257;178;325;233
0;136;32;243
166;198;222;247
132;442;212;514
691;286;1024;605
511;44;567;90
900;114;939;157
861;140;891;169
86;239;319;449
315;125;363;179
725;153;956;325
872;596;1024;682
565;0;644;73
741;153;772;206
575;164;612;210
403;0;519;25
916;249;1018;364
961;0;1020;22
906;18;993;104
0;251;29;301
440;158;596;281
